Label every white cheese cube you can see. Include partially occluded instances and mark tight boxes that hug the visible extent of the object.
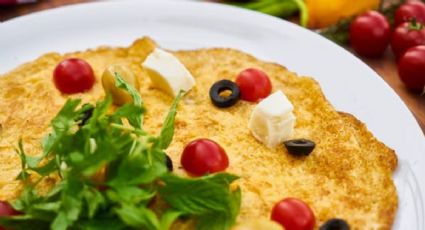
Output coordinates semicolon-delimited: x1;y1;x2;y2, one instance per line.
142;48;195;96
248;90;296;148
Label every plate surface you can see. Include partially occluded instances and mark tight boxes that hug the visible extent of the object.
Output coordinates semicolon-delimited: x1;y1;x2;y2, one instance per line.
0;0;424;228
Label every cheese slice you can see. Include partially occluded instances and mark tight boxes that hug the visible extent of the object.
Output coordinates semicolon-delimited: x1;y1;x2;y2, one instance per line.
142;48;195;96
248;90;295;148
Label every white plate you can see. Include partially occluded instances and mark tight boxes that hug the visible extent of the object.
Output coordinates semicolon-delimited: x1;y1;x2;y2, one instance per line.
0;0;424;228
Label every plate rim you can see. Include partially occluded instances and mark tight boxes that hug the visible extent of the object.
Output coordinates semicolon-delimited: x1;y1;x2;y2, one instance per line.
0;0;424;227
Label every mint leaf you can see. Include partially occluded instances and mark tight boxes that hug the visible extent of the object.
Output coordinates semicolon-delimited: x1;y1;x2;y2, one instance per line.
197;188;241;230
51;212;68;230
158;91;183;149
159;209;183;230
159;173;239;213
107;153;167;187
106;186;156;205
159;173;241;229
197;213;230;230
115;205;159;230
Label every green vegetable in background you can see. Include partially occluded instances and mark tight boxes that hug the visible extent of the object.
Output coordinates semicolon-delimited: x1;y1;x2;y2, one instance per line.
228;0;309;26
0;74;241;230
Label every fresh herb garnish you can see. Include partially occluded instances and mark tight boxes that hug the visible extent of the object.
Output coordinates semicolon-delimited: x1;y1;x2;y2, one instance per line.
0;77;240;230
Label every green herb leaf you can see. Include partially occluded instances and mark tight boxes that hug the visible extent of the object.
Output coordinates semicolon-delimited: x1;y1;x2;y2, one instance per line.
158;91;183;149
42;99;82;157
82;187;105;218
113;103;145;129
159;209;183;230
115;205;159;230
74;217;127;230
8;76;241;230
114;72;143;128
106;186;156;205
159;173;241;229
15;139;39;180
107;152;167;187
0;215;50;230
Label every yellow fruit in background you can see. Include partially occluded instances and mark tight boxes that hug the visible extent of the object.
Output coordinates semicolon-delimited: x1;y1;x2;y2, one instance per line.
306;0;381;28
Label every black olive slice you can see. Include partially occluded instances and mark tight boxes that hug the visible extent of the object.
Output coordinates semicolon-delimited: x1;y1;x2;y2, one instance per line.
319;218;350;230
165;154;173;171
284;139;315;156
209;80;240;108
78;105;94;127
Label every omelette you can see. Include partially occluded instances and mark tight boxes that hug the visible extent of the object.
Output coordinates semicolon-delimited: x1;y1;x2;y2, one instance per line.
0;37;397;229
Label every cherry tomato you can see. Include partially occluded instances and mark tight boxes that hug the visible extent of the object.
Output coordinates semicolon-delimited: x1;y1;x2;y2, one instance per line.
235;68;272;102
349;11;391;58
53;58;95;94
395;1;425;26
398;45;425;92
391;21;425;58
271;198;315;230
0;201;20;230
181;138;229;176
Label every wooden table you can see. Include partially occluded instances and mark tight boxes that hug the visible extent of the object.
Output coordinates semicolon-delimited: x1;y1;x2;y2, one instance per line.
1;0;424;135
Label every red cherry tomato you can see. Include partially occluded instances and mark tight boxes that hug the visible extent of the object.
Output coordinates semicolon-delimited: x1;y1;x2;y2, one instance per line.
271;198;315;230
398;45;425;92
53;58;95;94
395;1;425;26
181;138;229;176
391;21;425;58
0;201;20;230
349;11;391;58
235;68;272;102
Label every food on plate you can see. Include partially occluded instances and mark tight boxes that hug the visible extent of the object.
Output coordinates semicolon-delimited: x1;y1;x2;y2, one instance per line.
248;90;295;148
283;139;316;157
397;45;425;92
209;79;241;108
181;138;230;176
235;68;272;102
142;48;196;97
271;197;315;230
231;218;283;230
0;37;398;229
101;64;140;105
349;11;391;58
319;218;350;230
53;58;95;94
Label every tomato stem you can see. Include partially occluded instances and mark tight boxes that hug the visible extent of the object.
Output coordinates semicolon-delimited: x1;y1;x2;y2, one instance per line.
408;18;424;30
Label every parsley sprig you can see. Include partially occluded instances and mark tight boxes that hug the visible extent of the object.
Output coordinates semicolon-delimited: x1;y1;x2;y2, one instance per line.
0;74;240;230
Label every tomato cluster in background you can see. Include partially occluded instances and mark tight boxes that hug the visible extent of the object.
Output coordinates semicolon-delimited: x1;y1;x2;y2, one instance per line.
226;0;425;93
349;0;425;93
